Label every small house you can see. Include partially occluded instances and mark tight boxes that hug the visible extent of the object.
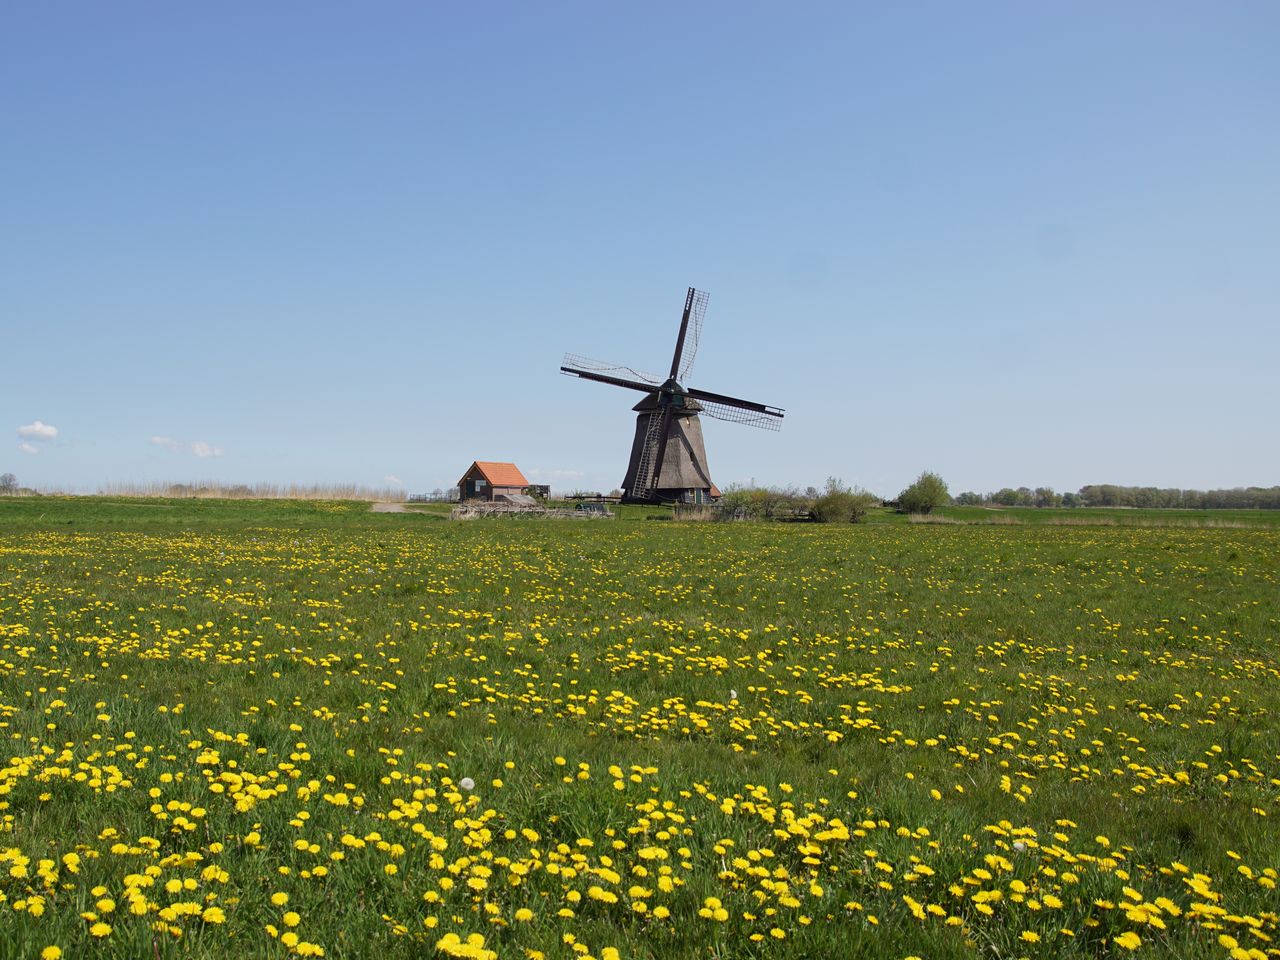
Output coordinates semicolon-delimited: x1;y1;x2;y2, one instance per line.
457;461;530;502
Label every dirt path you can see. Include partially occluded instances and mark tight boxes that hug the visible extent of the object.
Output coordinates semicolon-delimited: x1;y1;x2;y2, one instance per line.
369;502;407;513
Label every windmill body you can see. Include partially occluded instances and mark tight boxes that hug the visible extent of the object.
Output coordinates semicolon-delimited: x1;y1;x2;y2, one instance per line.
561;288;784;505
621;391;714;503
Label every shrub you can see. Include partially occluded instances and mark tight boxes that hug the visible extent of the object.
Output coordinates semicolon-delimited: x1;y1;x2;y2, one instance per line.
810;477;880;523
717;484;807;520
897;471;950;515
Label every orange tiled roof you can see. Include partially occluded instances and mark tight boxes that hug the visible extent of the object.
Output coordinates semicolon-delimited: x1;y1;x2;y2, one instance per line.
471;461;529;487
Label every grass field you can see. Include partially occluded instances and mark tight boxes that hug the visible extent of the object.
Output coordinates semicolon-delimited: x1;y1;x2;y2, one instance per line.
1;497;1277;959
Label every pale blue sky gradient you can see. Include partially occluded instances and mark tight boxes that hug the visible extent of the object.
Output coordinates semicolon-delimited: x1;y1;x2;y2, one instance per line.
4;2;1277;496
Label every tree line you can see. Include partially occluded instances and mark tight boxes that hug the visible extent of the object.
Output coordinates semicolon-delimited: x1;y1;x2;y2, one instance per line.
954;484;1280;510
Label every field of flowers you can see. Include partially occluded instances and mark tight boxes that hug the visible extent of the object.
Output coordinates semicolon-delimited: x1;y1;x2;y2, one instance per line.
1;498;1277;959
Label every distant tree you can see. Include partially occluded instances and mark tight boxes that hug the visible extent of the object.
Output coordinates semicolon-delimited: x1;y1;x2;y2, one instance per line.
810;477;879;523
954;491;983;506
0;473;15;493
991;488;1020;506
1062;491;1082;508
1073;483;1280;510
897;471;950;515
1034;487;1063;508
1097;484;1125;506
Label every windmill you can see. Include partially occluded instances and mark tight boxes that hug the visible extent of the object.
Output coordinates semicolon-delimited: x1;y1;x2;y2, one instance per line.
561;287;784;504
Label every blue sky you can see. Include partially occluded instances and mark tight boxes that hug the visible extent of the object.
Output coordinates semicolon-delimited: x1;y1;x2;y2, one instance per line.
4;2;1277;496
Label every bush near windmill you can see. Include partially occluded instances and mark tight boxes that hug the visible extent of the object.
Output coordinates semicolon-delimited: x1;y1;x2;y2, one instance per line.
897;469;952;515
716;483;809;520
714;481;882;522
809;477;882;523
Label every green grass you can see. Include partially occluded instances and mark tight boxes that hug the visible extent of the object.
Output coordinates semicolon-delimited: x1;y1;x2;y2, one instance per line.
1;498;1277;959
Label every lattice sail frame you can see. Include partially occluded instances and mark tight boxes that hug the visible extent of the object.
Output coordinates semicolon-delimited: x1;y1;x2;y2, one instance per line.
695;398;783;431
562;354;663;385
677;288;709;381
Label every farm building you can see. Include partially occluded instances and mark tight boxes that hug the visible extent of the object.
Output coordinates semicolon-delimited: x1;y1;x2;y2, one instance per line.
457;461;532;503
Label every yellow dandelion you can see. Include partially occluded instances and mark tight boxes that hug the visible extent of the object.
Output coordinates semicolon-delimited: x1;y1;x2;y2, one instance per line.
1115;931;1141;950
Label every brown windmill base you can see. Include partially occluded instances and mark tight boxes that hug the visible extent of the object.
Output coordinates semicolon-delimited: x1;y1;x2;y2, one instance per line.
621;403;716;504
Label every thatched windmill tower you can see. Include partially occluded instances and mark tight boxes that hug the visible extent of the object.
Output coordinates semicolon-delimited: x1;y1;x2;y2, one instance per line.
561;287;784;504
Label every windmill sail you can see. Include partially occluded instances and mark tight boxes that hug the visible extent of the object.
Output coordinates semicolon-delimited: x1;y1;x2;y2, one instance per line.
677;288;709;381
695;397;784;430
562;354;663;385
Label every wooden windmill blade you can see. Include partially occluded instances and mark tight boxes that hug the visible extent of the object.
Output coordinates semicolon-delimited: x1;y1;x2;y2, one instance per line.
684;386;785;429
673;288;709;382
561;354;663;386
560;365;659;395
692;396;785;431
644;288;710;493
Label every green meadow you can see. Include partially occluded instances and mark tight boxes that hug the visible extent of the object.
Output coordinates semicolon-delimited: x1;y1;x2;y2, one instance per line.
0;497;1276;959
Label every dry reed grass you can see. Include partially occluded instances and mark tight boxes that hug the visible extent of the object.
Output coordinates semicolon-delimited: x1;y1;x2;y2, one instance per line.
672;505;718;522
91;481;407;502
1044;516;1259;529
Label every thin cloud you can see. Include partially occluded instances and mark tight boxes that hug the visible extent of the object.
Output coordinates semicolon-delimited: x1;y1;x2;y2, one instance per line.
384;474;404;486
191;441;224;458
526;467;586;481
17;420;58;440
18;442;39;455
151;434;225;457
